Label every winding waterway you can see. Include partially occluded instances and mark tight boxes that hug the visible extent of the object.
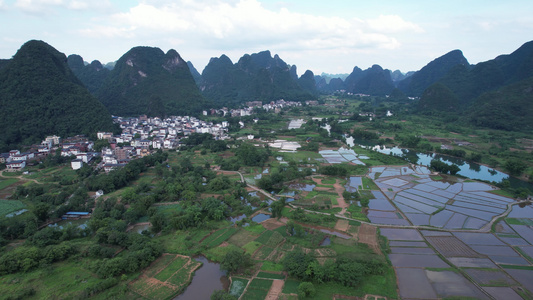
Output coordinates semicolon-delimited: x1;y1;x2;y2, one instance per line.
345;136;533;191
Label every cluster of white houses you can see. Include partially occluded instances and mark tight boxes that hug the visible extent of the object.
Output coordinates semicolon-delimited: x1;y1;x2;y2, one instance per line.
203;99;303;117
2;102;300;173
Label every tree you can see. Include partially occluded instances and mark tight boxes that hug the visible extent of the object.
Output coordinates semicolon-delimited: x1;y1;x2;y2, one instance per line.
505;158;527;176
211;290;237;300
220;249;251;274
271;198;286;218
298;282;316;299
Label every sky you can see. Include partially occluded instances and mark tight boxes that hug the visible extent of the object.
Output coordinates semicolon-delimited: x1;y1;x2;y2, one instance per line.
1;0;532;75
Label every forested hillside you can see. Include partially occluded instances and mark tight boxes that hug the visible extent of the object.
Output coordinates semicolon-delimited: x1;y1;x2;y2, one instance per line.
0;40;115;151
199;50;314;106
96;47;205;117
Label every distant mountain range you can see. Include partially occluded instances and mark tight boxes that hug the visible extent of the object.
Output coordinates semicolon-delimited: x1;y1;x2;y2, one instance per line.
1;39;532;152
196;50;315;106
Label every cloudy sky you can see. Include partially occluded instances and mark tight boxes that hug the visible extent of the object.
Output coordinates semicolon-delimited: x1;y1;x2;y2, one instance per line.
1;0;532;75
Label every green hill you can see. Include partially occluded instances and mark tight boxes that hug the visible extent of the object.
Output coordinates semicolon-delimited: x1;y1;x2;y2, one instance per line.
96;47;205;117
417;82;459;112
0;40;115;151
398;50;469;97
199;50;314;106
67;54;110;95
344;64;394;96
468;76;533;131
439;40;533;106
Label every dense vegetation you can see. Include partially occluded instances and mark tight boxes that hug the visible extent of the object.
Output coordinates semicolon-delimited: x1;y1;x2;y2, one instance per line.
0;40;115;152
199;51;314;106
96;47;205;117
67;54;110;95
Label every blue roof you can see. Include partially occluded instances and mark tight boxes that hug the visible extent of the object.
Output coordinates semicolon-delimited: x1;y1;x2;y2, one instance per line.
65;212;90;215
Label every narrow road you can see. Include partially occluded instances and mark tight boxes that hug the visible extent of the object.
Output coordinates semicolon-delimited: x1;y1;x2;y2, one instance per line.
229;170;526;234
0;170;43;184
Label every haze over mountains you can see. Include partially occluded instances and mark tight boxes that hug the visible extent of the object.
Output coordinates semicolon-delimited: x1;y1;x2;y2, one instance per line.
1;39;533;151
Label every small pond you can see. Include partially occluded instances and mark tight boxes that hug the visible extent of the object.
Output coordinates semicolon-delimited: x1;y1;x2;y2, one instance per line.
174;256;229;300
252;213;271;223
319;237;331;246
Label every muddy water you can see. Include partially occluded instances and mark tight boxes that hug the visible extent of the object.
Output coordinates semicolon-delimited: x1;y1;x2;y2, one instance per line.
174;256;229;300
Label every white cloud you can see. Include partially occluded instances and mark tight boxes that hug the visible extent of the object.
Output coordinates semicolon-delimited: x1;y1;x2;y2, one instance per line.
14;0;111;14
79;0;422;54
367;15;424;33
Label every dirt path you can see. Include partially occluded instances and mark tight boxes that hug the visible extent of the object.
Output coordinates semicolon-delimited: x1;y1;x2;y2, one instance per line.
333;179;348;215
358;223;381;255
265;279;285;300
0;170;43;184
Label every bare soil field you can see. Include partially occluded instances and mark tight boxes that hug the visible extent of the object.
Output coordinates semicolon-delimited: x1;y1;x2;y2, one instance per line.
358;224;381;255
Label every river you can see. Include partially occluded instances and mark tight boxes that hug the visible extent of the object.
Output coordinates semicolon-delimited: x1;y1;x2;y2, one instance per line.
173;256;229;300
345;136;533;191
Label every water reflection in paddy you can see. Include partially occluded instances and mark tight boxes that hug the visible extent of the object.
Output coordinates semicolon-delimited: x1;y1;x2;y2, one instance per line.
288;183;315;192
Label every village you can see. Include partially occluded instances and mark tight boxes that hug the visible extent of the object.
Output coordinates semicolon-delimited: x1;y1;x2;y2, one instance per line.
0;99;304;174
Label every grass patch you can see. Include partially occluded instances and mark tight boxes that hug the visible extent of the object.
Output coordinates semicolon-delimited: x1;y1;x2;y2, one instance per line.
430;175;443;181
243;241;262;254
361;177;379;190
255;230;274;244
244;223;266;234
205;244;242;262
200;227;238;248
167;259;202;286
154;256;189;282
260;261;284;272
321;177;336;184
0;199;26;216
265;231;284;247
256;271;285;280
489;189;515;198
505;218;533;226
274;225;289;237
242;278;273;300
501;265;533;270
229;229;259;247
254;246;275;260
514;246;533;263
282;279;301;294
0;178;18;190
249;278;274;290
347;204;370;222
144;254;177;278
